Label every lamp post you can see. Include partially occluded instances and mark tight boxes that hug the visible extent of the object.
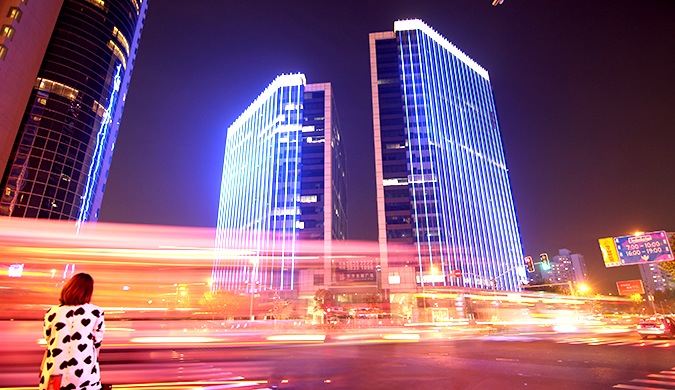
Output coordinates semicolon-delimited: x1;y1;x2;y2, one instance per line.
248;258;259;321
249;287;254;321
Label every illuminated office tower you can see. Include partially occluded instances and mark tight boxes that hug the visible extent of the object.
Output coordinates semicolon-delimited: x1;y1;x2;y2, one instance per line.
639;263;675;293
544;249;588;285
213;74;347;293
370;20;525;291
0;0;148;228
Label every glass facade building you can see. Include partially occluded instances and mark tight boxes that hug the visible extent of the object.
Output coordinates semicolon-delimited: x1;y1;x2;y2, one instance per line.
213;74;347;293
370;20;525;291
0;0;148;230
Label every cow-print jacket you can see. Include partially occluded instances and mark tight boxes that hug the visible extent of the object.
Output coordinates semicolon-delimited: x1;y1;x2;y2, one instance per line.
40;303;105;390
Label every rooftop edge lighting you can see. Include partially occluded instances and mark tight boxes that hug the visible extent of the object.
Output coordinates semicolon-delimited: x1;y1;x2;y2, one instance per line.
394;19;490;81
228;73;306;137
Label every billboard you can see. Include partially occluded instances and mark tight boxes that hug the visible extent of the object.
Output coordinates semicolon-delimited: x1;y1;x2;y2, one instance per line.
599;237;621;267
616;280;645;295
600;230;674;267
614;230;674;265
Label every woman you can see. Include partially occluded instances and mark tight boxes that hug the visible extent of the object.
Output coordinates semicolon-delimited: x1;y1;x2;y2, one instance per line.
40;273;105;390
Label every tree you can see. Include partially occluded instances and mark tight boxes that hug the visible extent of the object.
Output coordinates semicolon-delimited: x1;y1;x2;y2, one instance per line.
653;289;675;314
659;233;675;280
198;290;246;320
313;289;336;314
628;293;646;314
628;293;643;304
270;292;294;320
660;260;675;280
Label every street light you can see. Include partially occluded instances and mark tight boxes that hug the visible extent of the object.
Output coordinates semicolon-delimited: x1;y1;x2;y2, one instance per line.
248;258;259;321
247;280;260;321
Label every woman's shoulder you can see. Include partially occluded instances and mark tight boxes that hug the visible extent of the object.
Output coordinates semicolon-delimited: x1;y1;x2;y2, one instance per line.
82;303;104;317
45;304;65;314
44;304;68;322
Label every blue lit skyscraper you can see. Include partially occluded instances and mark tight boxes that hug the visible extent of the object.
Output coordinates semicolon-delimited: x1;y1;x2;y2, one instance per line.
0;0;149;228
213;74;347;293
370;20;525;291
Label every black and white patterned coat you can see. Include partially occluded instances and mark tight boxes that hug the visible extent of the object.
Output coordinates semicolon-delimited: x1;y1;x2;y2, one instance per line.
40;303;105;390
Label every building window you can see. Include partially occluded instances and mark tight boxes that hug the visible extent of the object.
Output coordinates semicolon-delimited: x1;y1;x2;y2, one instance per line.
1;25;15;40
107;40;127;69
7;7;22;22
84;0;105;10
0;44;7;60
112;26;130;55
300;195;318;203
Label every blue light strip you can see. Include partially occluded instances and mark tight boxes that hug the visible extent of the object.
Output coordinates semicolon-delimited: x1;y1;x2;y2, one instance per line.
396;21;524;290
214;74;305;292
76;64;122;232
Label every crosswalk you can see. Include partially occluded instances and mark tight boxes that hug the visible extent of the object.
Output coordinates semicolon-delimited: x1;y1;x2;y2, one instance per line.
471;334;675;389
556;335;673;348
613;367;675;389
473;333;673;349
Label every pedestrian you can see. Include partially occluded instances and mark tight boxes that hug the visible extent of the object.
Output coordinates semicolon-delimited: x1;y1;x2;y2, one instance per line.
39;273;105;390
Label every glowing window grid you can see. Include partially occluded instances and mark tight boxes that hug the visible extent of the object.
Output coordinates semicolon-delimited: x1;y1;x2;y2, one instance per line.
214;74;306;292
382;20;525;290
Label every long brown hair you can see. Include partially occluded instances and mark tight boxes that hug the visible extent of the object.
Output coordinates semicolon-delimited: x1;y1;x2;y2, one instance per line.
59;273;94;305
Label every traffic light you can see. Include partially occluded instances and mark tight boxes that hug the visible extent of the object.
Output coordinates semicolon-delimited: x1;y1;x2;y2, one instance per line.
524;256;534;273
540;253;551;270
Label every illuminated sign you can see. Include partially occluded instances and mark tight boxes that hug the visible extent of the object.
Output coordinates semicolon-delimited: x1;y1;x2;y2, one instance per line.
616;280;645;295
335;259;376;282
613;230;674;266
598;237;621;267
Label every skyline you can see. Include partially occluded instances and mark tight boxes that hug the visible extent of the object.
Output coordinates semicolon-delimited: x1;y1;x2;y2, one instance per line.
97;1;675;294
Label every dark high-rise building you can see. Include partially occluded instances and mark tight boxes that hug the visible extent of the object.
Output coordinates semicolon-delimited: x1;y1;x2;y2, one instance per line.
370;20;525;292
0;0;148;229
213;74;347;293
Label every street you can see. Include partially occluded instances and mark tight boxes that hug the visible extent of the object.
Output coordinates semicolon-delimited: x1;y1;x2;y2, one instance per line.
2;324;673;389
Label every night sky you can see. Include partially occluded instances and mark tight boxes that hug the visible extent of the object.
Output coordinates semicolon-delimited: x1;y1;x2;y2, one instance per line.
98;1;675;294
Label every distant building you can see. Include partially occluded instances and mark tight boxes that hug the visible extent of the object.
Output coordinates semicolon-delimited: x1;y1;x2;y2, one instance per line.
370;19;525;293
544;249;588;286
638;262;675;293
0;0;148;228
212;74;347;294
